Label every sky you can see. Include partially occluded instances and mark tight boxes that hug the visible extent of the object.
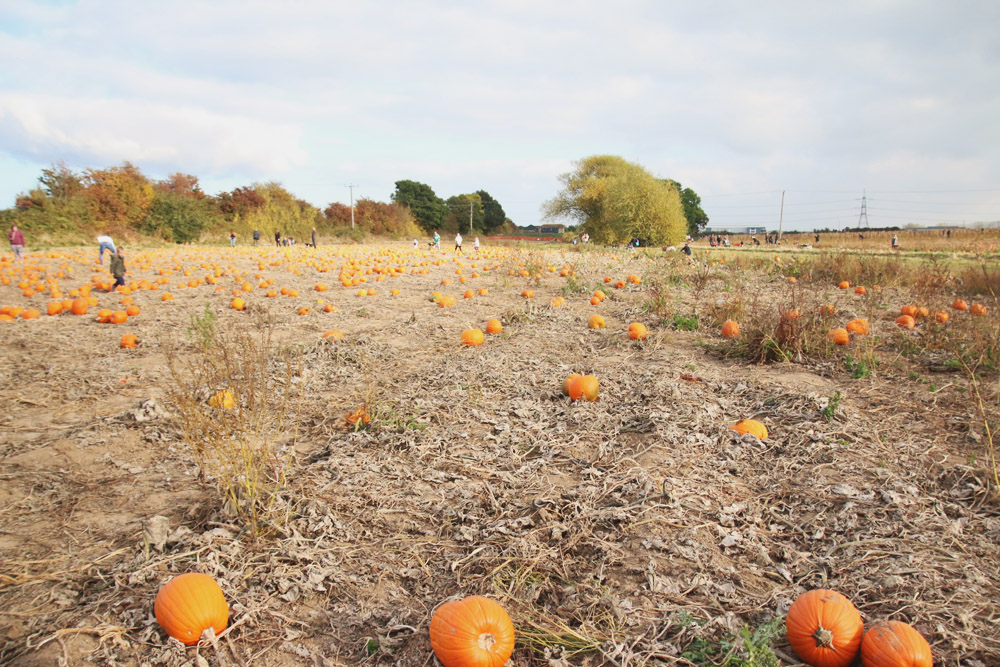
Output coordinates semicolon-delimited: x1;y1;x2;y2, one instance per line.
1;1;998;232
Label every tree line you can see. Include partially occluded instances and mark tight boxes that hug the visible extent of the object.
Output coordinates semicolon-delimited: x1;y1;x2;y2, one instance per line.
0;162;512;245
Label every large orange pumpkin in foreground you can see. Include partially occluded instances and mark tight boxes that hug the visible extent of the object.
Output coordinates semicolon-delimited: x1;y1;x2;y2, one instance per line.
860;620;932;667
786;589;863;667
154;573;229;646
429;595;515;667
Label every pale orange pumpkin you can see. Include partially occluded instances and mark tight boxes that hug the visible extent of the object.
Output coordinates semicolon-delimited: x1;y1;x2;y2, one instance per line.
154;573;229;646
429;596;515;667
231;297;246;310
845;319;869;336
485;319;503;334
895;315;915;329
588;314;606;329
721;320;740;339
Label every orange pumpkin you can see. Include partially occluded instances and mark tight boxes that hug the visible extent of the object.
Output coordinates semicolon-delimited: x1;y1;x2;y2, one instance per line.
120;334;139;349
588;314;606;329
429;596;515;667
47;301;63;316
934;311;948;323
970;303;987;316
231;297;246;310
786;589;863;667
126;305;141;317
461;328;485;346
859;620;932;667
96;308;113;323
21;308;41;320
854;286;867;295
730;419;767;440
485;319;503;334
322;329;343;342
845;319;869;336
951;299;968;311
109;310;128;324
721;320;740;339
567;374;599;402
838;281;850;289
154;573;229;646
828;328;850;346
895;315;915;330
627;322;648;340
900;305;917;317
820;304;837;316
70;297;89;315
520;289;533;299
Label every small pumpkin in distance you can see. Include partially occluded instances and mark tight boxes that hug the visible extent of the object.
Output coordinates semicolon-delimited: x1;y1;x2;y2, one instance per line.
120;333;139;349
970;303;987;316
934;311;948;323
461;328;485;346
900;305;917;317
828;328;850;346
845;319;869;336
567;374;599;402
786;589;864;667
627;322;648;340
838;280;850;289
895;315;915;330
859;620;932;667
951;299;968;311
429;595;515;667
154;572;229;646
730;419;768;440
230;297;246;310
485;319;503;334
208;389;235;410
721;320;740;339
820;304;837;316
588;314;606;329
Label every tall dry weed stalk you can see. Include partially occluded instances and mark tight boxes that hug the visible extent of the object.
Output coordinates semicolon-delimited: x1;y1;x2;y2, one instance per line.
165;308;303;536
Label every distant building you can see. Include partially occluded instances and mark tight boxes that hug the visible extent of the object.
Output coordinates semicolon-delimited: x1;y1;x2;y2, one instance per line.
520;224;565;235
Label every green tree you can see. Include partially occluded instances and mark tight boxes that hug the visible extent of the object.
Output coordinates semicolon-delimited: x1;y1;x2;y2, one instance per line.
391;180;448;232
543;155;686;245
476;189;507;233
445;193;485;234
142;191;216;242
664;179;709;236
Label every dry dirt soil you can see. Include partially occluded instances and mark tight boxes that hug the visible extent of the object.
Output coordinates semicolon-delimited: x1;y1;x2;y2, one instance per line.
1;243;997;666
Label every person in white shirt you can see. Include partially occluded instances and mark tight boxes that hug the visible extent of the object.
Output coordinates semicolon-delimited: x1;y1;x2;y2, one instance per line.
473;236;480;252
97;234;116;265
455;233;463;253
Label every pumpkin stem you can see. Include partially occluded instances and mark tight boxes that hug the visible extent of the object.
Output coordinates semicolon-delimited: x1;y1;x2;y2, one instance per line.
812;625;835;648
478;632;497;651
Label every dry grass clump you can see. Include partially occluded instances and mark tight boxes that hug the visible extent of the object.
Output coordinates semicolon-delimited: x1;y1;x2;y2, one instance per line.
164;306;303;537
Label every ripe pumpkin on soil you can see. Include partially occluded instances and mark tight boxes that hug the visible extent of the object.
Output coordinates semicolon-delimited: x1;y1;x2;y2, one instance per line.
786;589;863;667
567;374;599;402
628;322;648;340
845;319;869;335
588;314;606;329
730;419;767;440
485;319;502;334
896;315;916;329
721;320;740;339
460;328;485;346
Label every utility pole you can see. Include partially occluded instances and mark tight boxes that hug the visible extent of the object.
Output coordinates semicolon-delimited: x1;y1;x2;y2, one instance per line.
468;201;473;235
345;184;358;229
777;190;785;240
858;189;869;228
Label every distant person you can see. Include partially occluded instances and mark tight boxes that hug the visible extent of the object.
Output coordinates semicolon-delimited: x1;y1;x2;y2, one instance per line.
8;224;25;262
252;229;260;246
97;233;116;265
432;230;441;250
474;236;480;252
229;230;236;247
682;242;692;256
581;232;589;244
947;229;951;238
891;234;899;249
815;234;820;243
455;232;463;253
311;227;317;248
722;236;730;247
109;246;126;290
274;229;281;247
412;238;419;249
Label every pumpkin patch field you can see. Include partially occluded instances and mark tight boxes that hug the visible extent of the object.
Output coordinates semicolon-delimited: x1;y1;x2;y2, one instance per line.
0;242;997;665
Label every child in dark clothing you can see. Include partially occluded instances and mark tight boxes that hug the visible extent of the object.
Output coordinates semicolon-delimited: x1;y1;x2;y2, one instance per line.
110;247;126;289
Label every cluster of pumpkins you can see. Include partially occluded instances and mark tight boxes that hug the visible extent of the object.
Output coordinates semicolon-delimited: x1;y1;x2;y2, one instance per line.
787;588;932;667
155;576;932;666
